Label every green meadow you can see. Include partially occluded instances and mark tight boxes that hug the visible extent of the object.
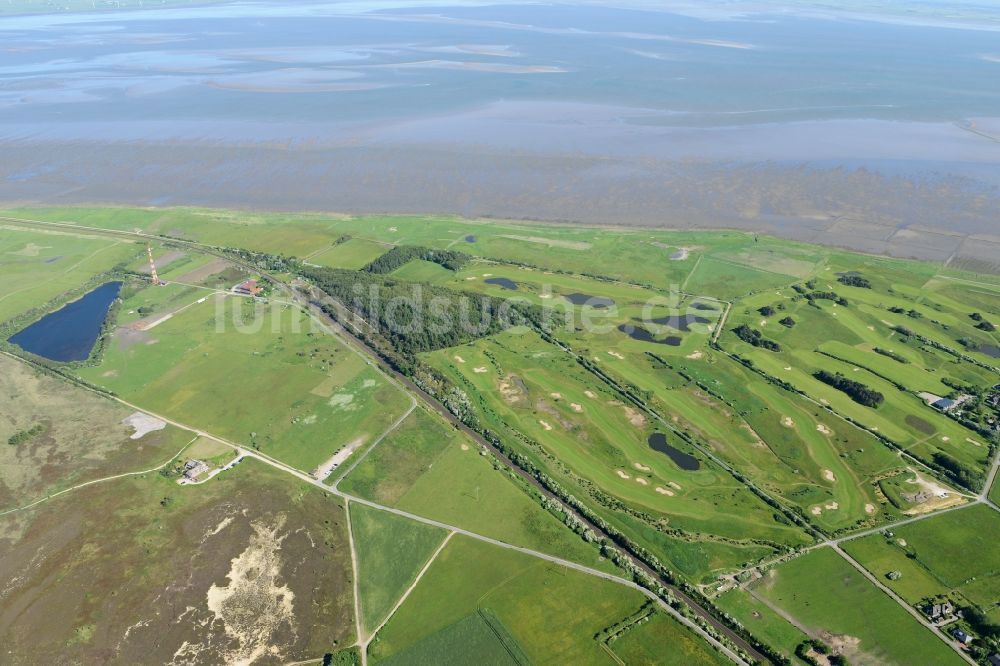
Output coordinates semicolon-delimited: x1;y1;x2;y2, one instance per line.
350;503;447;634
77;291;410;472
340;407;619;574
608;610;731;666
0;224;142;324
754;548;964;665
714;588;809;663
843;504;1000;620
368;535;649;665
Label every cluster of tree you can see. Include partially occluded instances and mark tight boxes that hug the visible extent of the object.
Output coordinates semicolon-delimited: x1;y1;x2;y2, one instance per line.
813;370;884;407
8;424;44;446
302;266;537;362
932;452;983;491
223;247;298;273
732;324;782;351
759;305;776;317
873;347;909;364
779;316;796;328
362;245;470;274
964;605;1000;639
838;274;872;288
889;306;923;319
796;640;849;666
809;291;849;306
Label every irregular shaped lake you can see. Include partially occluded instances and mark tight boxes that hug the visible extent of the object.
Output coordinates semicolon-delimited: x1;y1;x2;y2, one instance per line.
618;324;681;346
484;277;518;290
8;281;122;362
642;314;711;332
563;293;615;308
647;432;700;471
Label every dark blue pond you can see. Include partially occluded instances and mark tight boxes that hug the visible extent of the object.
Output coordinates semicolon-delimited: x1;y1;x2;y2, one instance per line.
485;277;518;290
648;432;700;471
8;281;122;362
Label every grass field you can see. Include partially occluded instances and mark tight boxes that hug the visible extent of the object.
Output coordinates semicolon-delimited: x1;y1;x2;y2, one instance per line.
754;548;964;665
350;503;447;634
0;354;192;509
340;407;619;574
0;459;354;664
76;290;410;472
368;535;650;665
309;237;392;270
843;504;1000;619
0;224;142;324
377;611;527;666
608;610;731;666
714;588;810;663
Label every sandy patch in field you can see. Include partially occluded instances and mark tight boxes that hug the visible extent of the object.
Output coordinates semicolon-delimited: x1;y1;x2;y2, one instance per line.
312;435;367;479
482;273;492;277
453;355;466;363
784;366;792;371
633;462;650;472
473;366;488;373
584;390;596;399
822;469;836;482
607;350;625;360
940;436;950;442
328;393;357;410
967;438;983;447
570;403;583;412
635;477;648;485
897;538;907;547
499;375;527;404
615;469;630;479
810;506;822;515
865;503;876;515
667;481;681;491
902;473;967;515
460;443;469;451
816;423;833;435
655;486;674;496
121;412;166;439
201;516;295;666
825;501;839;510
539;420;553;431
539;293;552;299
550;392;562;399
622;405;647;428
760;319;767;326
781;416;795;428
686;350;704;360
499;234;592;250
464;276;476;280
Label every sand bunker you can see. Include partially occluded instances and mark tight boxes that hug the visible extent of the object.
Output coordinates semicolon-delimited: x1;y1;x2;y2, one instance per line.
781;416;795;428
633;462;651;472
635;477;648;485
615;469;630;479
550;392;562;399
825;501;839;510
539;420;553;431
121;412;166;440
453;355;466;363
822;469;836;482
817;423;833;435
865;503;876;515
655;486;675;496
668;481;682;491
460;443;470;451
622;405;647;428
811;506;822;515
473;366;488;373
584;390;596;399
570;403;583;412
607;350;625;360
686;350;704;360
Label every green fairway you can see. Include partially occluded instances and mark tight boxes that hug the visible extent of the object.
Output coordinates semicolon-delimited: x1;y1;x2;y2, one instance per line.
608;611;730;666
350;503;447;634
310;237;392;270
369;535;649;665
340;407;619;573
77;290;410;472
755;548;964;665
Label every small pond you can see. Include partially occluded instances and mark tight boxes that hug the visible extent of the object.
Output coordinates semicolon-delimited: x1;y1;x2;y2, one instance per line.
689;302;718;311
485;277;518;290
647;432;700;471
8;281;122;362
642;314;711;332
563;292;615;308
618;324;681;346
